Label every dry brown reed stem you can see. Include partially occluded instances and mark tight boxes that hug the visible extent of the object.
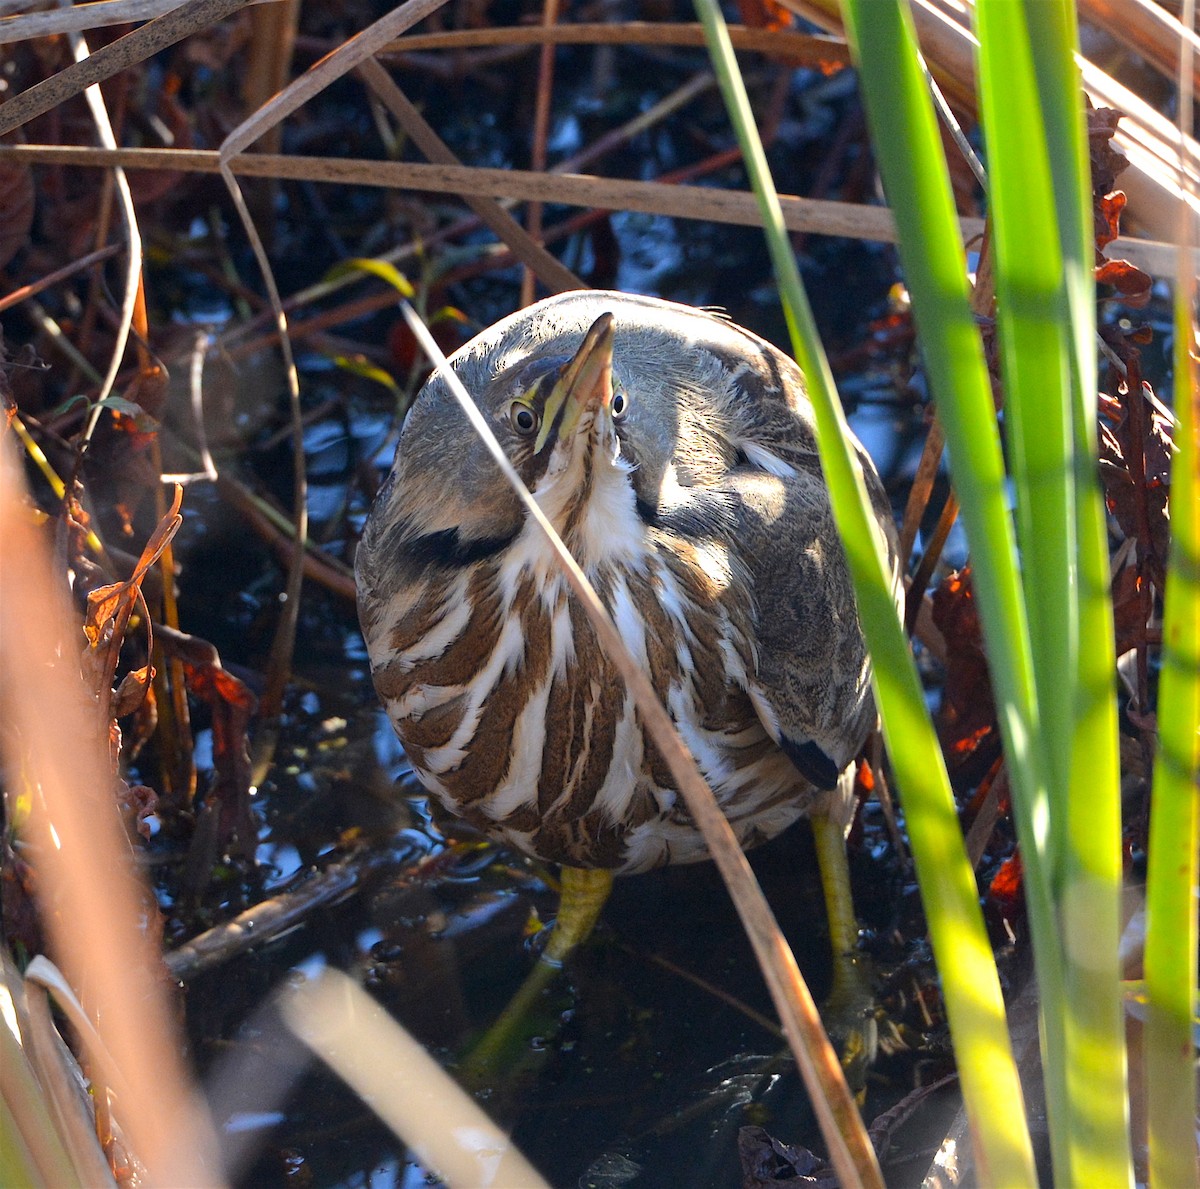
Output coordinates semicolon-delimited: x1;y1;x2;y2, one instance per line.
0;0;256;135
897;418;946;569
899;223;994;616
217;285;407;362
0;144;987;245
521;0;561;308
68;29;140;453
1084;0;1200;90
218;0;452;159
214;0;465;779
207;65;722;358
164;845;390;979
0;436;221;1186
787;0;1200;244
0;0;272;43
374;21;852;65
222;150;743;358
213;470;357;601
243;0;302;157
284;970;552;1188
5;952;116;1186
904;489;960;634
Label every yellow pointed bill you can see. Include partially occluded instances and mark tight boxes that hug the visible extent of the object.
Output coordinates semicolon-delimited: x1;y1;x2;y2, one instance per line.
534;313;616;454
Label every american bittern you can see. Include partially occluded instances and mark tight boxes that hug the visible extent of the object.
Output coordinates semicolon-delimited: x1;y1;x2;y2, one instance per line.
356;291;901;1071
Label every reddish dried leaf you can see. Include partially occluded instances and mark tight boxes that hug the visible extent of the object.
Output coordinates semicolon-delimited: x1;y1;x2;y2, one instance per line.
932;567;999;779
855;759;876;795
112;665;155;718
735;0;793;31
1096;257;1152;307
0;160;35;272
187;658;256;713
1143;403;1176;487
121;363;170;423
1095;191;1126;249
163;629;258;856
988;850;1024;909
1088;106;1128;196
84;581;130;648
1098;367;1175;579
1112;564;1151;654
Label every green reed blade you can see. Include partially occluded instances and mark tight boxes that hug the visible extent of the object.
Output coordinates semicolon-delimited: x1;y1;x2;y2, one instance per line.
1144;295;1200;1189
974;0;1077;868
696;1;1037;1182
975;2;1131;1180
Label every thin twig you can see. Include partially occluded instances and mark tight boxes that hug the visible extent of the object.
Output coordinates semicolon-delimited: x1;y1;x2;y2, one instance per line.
215;164;307;776
905;488;959;634
213;472;356;601
219;0;452;158
69;29;141;455
355;57;582;294
0;244;120;314
0;0;274;44
370;21;851;64
897;419;946;569
521;0;560;308
212;68;723;356
164;848;392;980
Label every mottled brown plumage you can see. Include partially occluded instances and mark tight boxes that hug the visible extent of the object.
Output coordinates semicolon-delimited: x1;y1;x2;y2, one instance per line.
356;291;900;878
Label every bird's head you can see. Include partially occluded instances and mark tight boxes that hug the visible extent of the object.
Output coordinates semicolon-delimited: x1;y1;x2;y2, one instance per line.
365;304;651;575
358;291;800;591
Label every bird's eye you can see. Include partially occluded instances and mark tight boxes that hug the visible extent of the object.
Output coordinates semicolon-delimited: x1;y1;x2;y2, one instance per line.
611;386;630;421
509;401;540;436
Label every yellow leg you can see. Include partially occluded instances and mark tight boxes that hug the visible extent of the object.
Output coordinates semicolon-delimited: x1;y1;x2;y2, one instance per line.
460;866;614;1087
811;811;877;1092
541;866;615;966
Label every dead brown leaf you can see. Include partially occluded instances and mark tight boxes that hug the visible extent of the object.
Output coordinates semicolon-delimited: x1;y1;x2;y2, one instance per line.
1095;257;1152;307
932;566;1000;783
0;160;35;271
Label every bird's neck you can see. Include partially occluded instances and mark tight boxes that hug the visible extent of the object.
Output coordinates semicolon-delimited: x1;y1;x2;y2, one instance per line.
528;450;646;573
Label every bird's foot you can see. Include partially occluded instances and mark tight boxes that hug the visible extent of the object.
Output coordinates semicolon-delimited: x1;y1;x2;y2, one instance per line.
458;867;614;1090
822;952;879;1098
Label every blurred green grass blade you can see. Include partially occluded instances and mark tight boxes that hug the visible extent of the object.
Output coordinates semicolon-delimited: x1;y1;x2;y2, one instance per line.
1031;0;1130;1177
976;3;1131;1181
0;988;84;1188
696;1;1037;1182
837;2;1055;930
838;0;1076;1153
1023;0;1098;412
973;0;1077;864
1144;302;1200;1188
